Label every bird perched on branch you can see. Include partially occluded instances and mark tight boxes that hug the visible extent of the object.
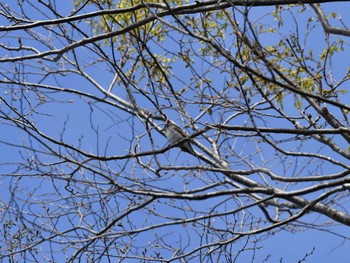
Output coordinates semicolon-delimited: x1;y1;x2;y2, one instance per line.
163;120;195;155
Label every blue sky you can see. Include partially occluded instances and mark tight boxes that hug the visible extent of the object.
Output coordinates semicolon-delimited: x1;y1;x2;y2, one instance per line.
1;1;350;262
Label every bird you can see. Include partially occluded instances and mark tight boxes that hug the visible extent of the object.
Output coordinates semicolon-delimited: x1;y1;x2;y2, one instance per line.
163;120;195;155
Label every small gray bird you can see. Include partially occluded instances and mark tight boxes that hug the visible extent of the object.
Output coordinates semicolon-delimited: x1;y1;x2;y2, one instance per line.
163;121;195;155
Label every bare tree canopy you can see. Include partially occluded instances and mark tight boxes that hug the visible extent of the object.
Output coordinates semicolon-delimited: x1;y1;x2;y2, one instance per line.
1;0;350;262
